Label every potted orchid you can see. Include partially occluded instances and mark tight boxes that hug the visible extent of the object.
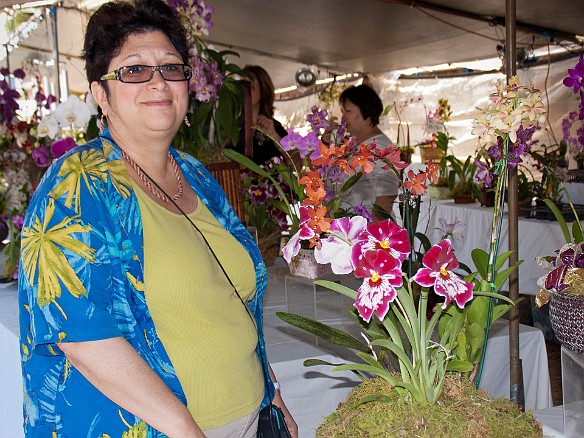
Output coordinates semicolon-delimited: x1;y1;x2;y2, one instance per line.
0;68;96;280
224;105;383;278
272;76;546;436
166;0;246;162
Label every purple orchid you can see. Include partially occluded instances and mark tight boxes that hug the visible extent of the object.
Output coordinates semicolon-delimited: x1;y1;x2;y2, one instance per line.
248;184;268;204
307;105;329;132
474;158;495;187
50;137;77;159
280;132;303;152
353;205;373;223
315;216;368;274
353;250;403;322
563;55;584;94
11;215;24;229
31;145;51;168
352;219;411;268
544;243;584;292
413;239;474;309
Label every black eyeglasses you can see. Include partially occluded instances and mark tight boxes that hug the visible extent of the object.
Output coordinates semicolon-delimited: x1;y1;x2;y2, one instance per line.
99;64;192;83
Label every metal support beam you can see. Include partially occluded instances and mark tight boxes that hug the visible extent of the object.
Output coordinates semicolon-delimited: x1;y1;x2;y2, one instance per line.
384;0;582;44
505;0;525;412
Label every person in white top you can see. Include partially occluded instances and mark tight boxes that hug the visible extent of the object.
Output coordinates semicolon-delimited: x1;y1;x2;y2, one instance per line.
337;84;400;221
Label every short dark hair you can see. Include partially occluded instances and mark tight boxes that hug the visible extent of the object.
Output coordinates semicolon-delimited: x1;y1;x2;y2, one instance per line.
243;65;275;118
339;84;383;126
82;0;192;86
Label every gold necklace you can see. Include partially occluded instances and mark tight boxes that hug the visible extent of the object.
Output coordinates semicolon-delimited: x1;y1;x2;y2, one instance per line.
122;150;183;203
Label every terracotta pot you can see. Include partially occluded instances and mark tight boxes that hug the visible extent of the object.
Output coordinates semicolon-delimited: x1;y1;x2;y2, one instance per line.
287;248;333;280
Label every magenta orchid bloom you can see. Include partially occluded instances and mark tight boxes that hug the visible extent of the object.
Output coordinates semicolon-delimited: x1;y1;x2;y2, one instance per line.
352;219;411;268
315;216;368;274
353;250;403;322
282;206;315;263
413;240;474;309
544;243;584;292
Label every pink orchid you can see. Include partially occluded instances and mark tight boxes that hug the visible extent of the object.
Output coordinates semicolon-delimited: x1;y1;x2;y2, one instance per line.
352;219;411;268
353;250;403;322
315;216;368;274
413;239;474;309
282;206;315;263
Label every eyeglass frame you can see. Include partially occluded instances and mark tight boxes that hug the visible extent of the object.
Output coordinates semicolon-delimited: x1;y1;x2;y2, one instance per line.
99;64;193;83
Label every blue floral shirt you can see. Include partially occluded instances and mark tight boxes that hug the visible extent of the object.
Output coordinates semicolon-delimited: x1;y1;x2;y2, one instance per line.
18;131;271;437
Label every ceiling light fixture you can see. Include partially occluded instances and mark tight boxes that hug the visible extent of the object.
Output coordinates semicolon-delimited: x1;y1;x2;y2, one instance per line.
295;67;317;88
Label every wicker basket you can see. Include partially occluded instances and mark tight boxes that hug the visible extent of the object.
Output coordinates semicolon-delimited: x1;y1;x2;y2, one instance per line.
287;248;333;280
419;145;444;164
549;289;584;353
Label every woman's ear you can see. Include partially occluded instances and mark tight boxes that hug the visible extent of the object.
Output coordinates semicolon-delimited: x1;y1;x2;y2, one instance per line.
90;81;107;116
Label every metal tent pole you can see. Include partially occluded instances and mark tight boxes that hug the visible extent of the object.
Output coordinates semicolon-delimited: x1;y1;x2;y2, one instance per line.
505;0;525;411
48;5;61;101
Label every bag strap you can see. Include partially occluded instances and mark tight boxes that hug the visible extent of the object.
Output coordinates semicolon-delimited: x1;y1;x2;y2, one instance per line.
130;158;276;403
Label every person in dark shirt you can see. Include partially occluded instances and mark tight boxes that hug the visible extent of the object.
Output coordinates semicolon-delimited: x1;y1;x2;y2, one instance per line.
243;65;288;165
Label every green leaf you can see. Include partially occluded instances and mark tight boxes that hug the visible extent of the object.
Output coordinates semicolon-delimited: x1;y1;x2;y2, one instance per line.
446;359;475;372
466;296;489;327
303;358;347;367
314;280;358;300
355;393;399;406
490;303;513;323
471;248;488;280
382;103;396;117
466;322;487;349
544;199;571;242
276;312;368;352
573;220;583;244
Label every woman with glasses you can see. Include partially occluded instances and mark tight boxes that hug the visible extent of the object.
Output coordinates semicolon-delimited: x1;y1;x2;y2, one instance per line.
18;0;296;437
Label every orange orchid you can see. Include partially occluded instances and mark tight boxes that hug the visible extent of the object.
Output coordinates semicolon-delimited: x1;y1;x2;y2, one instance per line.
403;170;428;196
305;205;332;235
425;161;441;184
299;171;327;206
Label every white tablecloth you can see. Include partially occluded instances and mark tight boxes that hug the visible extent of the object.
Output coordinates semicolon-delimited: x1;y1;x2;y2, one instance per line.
395;197;568;295
0;282;23;438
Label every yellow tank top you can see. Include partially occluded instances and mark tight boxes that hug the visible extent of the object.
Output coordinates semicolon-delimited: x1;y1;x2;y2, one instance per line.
135;186;263;430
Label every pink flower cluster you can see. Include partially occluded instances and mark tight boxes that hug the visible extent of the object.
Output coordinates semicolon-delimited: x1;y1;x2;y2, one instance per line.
314;217;474;322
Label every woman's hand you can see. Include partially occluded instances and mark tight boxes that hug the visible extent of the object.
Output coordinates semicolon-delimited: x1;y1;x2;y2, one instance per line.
271;390;298;438
255;114;281;142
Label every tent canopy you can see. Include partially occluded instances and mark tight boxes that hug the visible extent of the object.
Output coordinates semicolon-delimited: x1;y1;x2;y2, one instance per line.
1;0;583;93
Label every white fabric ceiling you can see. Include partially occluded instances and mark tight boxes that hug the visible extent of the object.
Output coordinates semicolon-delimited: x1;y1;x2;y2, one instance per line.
1;0;583;94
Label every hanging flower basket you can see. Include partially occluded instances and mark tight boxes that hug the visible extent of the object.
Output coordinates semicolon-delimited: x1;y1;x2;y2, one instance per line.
419;145;444;164
287;248;333;280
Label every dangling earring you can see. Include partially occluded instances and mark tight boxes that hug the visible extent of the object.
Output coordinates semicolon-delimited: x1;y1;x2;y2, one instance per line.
184;115;191;128
99;114;107;133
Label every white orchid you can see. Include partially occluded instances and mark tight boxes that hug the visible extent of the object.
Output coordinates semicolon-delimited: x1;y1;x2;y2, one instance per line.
53;95;93;130
37;116;59;139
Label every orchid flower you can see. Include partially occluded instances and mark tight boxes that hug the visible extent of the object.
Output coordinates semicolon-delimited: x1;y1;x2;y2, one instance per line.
315;216;368;274
437;217;465;242
353;250;403;322
413;239;474;309
352;219;411;267
52;95;93;130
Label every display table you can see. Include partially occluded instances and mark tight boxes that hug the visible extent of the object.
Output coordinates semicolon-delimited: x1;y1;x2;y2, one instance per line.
393;197;568;295
0;282;23;438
